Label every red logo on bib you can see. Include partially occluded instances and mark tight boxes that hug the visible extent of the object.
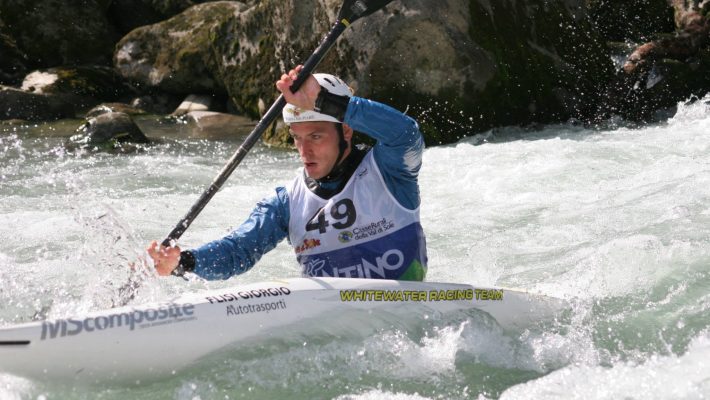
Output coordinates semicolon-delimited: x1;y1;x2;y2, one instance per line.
295;238;321;254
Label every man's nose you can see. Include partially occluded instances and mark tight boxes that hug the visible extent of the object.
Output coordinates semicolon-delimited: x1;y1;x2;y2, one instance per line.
298;141;312;157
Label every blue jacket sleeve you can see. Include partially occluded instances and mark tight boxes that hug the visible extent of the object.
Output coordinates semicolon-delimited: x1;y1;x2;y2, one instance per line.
344;97;424;210
190;186;290;280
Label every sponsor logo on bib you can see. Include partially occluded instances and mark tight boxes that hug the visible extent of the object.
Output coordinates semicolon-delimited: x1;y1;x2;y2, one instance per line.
295;238;321;254
338;231;354;243
351;218;395;240
304;258;327;276
304;249;405;279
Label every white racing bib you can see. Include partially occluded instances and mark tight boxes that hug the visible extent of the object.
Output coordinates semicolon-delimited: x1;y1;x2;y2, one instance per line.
287;151;427;280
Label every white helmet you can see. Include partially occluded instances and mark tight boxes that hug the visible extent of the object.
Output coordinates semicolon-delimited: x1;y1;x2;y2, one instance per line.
282;73;353;125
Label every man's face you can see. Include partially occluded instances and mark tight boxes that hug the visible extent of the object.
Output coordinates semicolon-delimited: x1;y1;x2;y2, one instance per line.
290;121;351;179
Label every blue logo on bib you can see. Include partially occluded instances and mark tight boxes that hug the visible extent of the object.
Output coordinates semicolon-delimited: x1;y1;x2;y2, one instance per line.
338;231;354;243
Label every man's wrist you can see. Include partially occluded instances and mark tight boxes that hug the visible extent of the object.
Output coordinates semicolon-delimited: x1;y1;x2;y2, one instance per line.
173;250;195;276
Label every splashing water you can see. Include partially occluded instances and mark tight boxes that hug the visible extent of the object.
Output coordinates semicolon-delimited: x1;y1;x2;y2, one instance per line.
2;96;710;398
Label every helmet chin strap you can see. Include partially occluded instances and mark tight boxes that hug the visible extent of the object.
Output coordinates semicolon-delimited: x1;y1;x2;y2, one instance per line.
336;123;348;163
320;123;349;181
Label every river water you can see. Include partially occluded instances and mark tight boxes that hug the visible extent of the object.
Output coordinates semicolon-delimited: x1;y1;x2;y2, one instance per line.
1;96;710;399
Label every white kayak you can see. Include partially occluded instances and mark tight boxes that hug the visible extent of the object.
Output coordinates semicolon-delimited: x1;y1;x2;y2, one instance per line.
0;277;567;381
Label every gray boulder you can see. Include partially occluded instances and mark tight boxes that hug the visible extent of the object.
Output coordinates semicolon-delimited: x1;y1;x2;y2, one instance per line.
113;0;613;144
72;112;150;149
108;0;206;34
171;94;216;116
183;110;254;139
85;103;148;118
21;66;135;111
130;94;183;115
114;1;246;94
587;0;675;43
599;0;710;121
212;0;614;143
0;0;118;68
0;85;74;121
0;17;28;85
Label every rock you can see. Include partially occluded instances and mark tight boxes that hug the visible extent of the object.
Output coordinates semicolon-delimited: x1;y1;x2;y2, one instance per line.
114;1;247;94
622;1;710;76
71;112;150;148
130;93;184;114
107;0;205;35
600;0;710;120
171;94;215;116
0;1;119;69
85;103;147;118
107;1;168;35
0;17;28;85
0;85;75;121
587;0;675;42
183;110;254;139
113;1;613;144
146;0;213;15
207;0;613;145
20;66;135;110
0;119;29;126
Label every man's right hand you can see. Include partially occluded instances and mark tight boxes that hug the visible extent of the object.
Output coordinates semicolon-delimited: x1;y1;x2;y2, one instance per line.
275;65;320;111
146;241;181;276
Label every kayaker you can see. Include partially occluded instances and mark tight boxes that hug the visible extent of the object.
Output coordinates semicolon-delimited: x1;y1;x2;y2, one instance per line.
147;66;427;280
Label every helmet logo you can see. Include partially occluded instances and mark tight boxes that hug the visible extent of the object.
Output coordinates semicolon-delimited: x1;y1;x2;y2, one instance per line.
285;107;304;117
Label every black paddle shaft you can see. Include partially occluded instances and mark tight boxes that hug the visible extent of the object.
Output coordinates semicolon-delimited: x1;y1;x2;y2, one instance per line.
161;0;394;248
161;23;346;247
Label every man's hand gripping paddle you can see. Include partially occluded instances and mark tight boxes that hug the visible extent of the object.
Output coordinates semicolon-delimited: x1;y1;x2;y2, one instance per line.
117;0;395;306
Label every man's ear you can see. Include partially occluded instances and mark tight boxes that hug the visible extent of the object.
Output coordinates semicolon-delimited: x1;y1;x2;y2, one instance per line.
342;123;354;142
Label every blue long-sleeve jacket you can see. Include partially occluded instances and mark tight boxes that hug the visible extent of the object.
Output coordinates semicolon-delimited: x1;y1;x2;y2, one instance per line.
190;96;424;280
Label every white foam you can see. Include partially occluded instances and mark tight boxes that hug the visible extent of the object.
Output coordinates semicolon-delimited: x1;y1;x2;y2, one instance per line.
334;390;434;400
0;374;34;400
500;332;710;399
3;93;710;397
667;94;710;127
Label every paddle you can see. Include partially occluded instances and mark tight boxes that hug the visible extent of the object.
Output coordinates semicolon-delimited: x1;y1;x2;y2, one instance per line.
163;0;395;254
118;0;394;303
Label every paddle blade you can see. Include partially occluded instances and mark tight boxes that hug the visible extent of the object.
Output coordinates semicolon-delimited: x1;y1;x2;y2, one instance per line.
338;0;394;24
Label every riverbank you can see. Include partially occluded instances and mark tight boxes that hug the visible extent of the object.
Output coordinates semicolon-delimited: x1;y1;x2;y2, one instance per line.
3;1;709;148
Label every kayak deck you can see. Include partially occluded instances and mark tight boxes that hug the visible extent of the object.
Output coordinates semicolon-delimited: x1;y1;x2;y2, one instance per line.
0;277;567;381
